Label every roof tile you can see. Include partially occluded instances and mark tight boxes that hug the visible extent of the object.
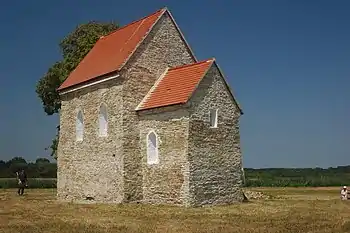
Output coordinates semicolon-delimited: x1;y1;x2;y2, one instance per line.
137;59;214;111
58;8;165;91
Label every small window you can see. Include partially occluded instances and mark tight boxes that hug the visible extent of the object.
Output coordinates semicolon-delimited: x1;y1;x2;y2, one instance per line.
147;131;159;164
76;110;84;141
98;103;108;137
209;109;218;128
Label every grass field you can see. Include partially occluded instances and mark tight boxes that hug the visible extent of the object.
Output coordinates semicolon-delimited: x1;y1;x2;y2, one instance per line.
1;187;350;233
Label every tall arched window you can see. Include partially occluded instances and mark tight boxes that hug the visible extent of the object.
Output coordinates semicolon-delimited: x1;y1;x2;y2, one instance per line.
98;103;108;137
209;109;218;128
147;131;159;164
76;110;84;141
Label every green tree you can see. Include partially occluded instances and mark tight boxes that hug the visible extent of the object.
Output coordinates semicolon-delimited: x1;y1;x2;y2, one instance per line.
7;157;28;174
36;21;119;159
35;158;50;164
6;157;27;166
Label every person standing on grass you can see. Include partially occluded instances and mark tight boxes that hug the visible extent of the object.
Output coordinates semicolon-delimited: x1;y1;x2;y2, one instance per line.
16;169;28;196
340;186;348;200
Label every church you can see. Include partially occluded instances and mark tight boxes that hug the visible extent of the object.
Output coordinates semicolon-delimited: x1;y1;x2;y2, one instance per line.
56;7;244;206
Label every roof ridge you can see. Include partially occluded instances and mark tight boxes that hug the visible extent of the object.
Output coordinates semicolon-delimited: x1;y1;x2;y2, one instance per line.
135;67;169;111
101;8;166;39
117;18;147;55
168;58;215;71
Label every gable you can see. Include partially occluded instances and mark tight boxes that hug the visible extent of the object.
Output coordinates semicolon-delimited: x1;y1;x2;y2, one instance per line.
188;61;243;117
208;61;243;115
58;7;197;93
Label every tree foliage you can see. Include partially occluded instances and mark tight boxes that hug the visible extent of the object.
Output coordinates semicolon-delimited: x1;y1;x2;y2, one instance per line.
35;158;50;164
244;167;350;187
0;157;56;178
36;21;119;158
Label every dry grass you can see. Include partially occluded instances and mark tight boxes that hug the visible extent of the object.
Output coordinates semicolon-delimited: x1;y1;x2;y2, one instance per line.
0;187;350;233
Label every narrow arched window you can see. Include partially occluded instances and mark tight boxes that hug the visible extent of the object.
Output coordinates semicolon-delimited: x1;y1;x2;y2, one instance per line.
98;103;108;137
147;131;159;164
209;109;218;128
76;110;84;141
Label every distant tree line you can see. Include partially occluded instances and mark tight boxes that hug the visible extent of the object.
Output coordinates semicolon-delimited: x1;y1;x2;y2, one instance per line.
244;166;350;187
1;157;350;188
0;157;56;178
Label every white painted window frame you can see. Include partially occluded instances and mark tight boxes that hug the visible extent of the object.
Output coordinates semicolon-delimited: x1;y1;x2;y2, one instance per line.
209;109;218;128
146;131;159;165
98;103;108;137
76;109;84;141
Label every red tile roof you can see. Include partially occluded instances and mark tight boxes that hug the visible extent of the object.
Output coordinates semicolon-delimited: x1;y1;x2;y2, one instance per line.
58;8;165;91
136;59;214;111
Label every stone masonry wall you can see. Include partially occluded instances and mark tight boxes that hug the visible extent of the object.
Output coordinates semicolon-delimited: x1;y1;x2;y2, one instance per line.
138;108;190;205
187;64;244;206
57;78;124;203
120;12;195;202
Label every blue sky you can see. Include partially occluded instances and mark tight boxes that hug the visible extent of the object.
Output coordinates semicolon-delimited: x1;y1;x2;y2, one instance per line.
0;0;349;168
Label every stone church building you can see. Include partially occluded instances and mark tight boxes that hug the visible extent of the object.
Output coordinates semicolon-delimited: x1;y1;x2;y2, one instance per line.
56;7;244;206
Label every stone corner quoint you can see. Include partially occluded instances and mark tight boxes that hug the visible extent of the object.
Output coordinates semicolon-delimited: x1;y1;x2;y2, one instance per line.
56;7;245;207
